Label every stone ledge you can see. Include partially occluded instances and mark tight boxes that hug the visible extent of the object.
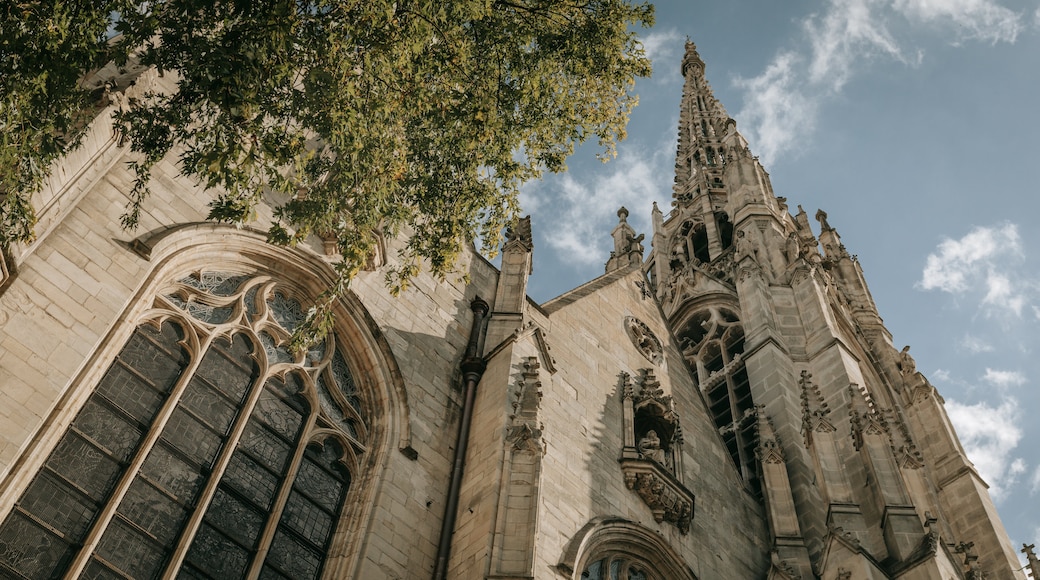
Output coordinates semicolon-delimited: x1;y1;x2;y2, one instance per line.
619;457;695;534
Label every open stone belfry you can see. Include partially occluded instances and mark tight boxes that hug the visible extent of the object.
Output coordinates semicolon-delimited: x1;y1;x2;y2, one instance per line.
0;39;1034;580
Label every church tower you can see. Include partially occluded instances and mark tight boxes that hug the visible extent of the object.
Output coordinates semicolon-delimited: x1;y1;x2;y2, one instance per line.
645;41;1025;579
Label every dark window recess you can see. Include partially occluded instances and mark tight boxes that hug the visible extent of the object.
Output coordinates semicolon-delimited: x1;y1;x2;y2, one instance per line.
0;321;188;580
0;277;364;579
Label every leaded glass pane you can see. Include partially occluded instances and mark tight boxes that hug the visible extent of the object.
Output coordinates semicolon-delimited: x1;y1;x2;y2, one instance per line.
582;559;604;580
47;433;121;501
165;294;189;311
268;292;304;332
292;452;345;513
96;364;168;424
18;472;96;539
265;529;321;580
73;398;143;461
202;488;265;549
179;378;237;433
268;374;306;408
179;272;249;296
316;375;356;438
331;350;362;414
222;451;280;510
281;491;333;546
258;565;291;580
161;408;223;465
306;339;326;366
140;443;207;503
118;479;187;546
245;286;260;317
193;334;255;402
0;512;73;580
183;301;234;324
238;422;291;473
629;569;648;580
117;323;188;389
253;386;304;441
81;559;125;580
260;331;293;365
175;564;209;580
93;518;166;579
183;523;250;579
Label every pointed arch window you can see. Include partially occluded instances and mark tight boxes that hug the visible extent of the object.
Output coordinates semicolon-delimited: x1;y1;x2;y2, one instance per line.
677;305;759;497
0;272;367;580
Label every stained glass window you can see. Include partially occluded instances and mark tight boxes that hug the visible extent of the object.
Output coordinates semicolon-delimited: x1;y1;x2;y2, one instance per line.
0;272;366;580
581;555;656;580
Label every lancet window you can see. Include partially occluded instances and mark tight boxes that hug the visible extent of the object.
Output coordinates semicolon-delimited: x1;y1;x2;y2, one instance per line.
0;272;367;580
677;305;759;496
714;212;733;250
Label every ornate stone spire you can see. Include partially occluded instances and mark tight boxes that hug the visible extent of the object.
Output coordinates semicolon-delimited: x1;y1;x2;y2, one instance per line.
673;40;730;205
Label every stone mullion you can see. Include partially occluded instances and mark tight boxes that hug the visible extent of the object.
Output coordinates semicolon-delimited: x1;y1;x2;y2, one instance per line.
244;398;319;578
63;314;207;580
162;328;270;577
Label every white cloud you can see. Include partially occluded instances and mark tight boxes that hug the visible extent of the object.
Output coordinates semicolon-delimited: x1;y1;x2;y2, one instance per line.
1031;464;1040;494
982;368;1027;388
733;53;816;166
641;29;684;69
918;223;1021;293
946;397;1024;500
982;272;1027;314
522;140;672;265
892;0;1022;44
960;335;994;353
733;0;1022;164
933;368;952;382
805;0;905;90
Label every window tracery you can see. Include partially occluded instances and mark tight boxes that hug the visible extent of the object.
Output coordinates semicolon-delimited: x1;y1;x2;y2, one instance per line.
677;305;759;496
0;271;367;580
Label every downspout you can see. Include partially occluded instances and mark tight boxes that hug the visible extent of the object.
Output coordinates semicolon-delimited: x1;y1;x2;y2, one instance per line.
433;296;490;580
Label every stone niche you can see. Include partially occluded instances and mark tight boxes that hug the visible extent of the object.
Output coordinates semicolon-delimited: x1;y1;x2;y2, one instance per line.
618;369;695;534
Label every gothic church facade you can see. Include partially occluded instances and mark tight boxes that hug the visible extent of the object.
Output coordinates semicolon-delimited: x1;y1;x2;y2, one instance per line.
0;40;1031;579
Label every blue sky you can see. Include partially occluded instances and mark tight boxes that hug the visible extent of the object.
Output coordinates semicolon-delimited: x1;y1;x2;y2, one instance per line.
518;0;1040;558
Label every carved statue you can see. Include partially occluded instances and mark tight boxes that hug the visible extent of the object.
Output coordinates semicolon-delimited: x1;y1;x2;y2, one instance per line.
735;229;753;260
626;232;645;255
785;232;801;265
898;345;916;376
638;430;666;464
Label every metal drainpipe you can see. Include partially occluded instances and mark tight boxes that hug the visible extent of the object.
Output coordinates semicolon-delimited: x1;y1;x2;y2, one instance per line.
433;296;490;580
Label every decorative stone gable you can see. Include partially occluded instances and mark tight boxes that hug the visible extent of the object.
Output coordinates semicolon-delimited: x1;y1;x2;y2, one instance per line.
798;370;835;448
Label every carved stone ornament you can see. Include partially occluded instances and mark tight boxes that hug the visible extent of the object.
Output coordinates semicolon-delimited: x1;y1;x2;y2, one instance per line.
618;369;694;534
625;317;663;364
506;357;544;453
620;464;694;535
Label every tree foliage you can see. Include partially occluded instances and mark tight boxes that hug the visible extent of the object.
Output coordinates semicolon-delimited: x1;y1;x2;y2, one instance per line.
1;1;127;243
2;0;653;347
